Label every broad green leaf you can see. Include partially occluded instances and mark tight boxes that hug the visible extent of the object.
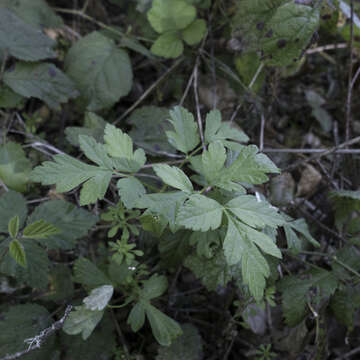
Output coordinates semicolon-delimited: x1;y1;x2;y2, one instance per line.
156;323;203;360
0;141;32;192
0;240;50;289
141;274;168;300
189;230;222;259
136;192;187;231
45;264;74;302
225;195;284;228
127;302;146;332
9;239;26;267
104;123;146;172
182;19;207;45
22;219;60;239
177;194;223;231
147;0;196;33
0;7;56;61
0;191;27;233
4;62;78;110
66;112;107;147
201;141;226;183
73;257;111;288
117;176;146;209
1;0;63;28
0;304;54;359
79;135;113;169
166;106;200;154
151;32;184;58
220;145;278;185
144;302;183;346
184;252;241;291
63;305;104;340
83;285;114;311
8;215;19;238
31;154;113;205
279;268;338;326
128;106;174;156
154;164;193;193
65;31;133;111
204;109;249;144
27;200;98;249
0;84;24;109
233;0;320;66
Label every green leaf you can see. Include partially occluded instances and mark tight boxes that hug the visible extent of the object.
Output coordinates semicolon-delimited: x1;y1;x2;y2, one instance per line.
8;215;19;238
4;62;78;110
225;195;284;228
182;19;207;45
9;239;26;267
0;84;24;109
65;31;133;111
31;154;113;205
0;7;56;61
177;194;223;231
0;304;54;359
156;323;203;360
0;191;27;233
166;106;200;154
147;0;196;33
73;257;111;288
117;176;146;209
79;135;113;169
184;251;241;291
154;164;193;193
22;219;60;239
127;302;146;332
0;141;32;192
204;109;249;144
63;305;104;340
45;264;74;302
27;200;98;249
220;145;279;185
1;0;63;28
151;32;184;58
83;285;114;311
233;0;320;66
141;274;168;300
201;141;226;183
128;106;174;156
144;302;183;346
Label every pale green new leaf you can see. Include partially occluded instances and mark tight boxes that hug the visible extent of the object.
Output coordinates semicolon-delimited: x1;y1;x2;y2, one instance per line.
182;19;207;45
9;239;26;268
233;0;320;66
147;0;196;33
128;302;146;332
0;191;27;234
8;215;19;239
63;305;104;340
31;154;113;205
65;31;133;111
83;285;114;311
176;194;223;231
4;62;78;110
151;32;184;58
0;141;32;193
0;7;56;61
117;177;146;209
144;302;183;346
22;219;60;239
225;195;284;228
141;274;168;300
154;164;193;193
201;141;226;183
166;106;200;154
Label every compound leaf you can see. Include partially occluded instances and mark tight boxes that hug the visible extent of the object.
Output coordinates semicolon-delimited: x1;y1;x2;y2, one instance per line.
83;285;114;311
117;176;146;209
128;302;146;332
176;194;223;231
4;62;78;110
65;31;133;111
151;32;184;58
182;19;207;45
141;274;168;301
201;141;226;183
166;106;200;154
154;164;193;193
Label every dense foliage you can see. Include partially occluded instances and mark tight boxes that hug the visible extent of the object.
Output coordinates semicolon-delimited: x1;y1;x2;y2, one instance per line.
1;0;360;359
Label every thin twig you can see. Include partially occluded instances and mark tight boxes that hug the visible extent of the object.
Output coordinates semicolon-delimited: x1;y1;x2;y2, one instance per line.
259;113;265;152
114;58;184;125
248;62;264;90
334;345;360;360
0;305;72;360
193;60;205;151
306;43;347;54
263;148;360;154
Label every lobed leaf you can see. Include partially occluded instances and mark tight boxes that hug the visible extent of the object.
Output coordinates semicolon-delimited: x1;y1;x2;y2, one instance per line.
154;164;193;193
83;285;114;311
